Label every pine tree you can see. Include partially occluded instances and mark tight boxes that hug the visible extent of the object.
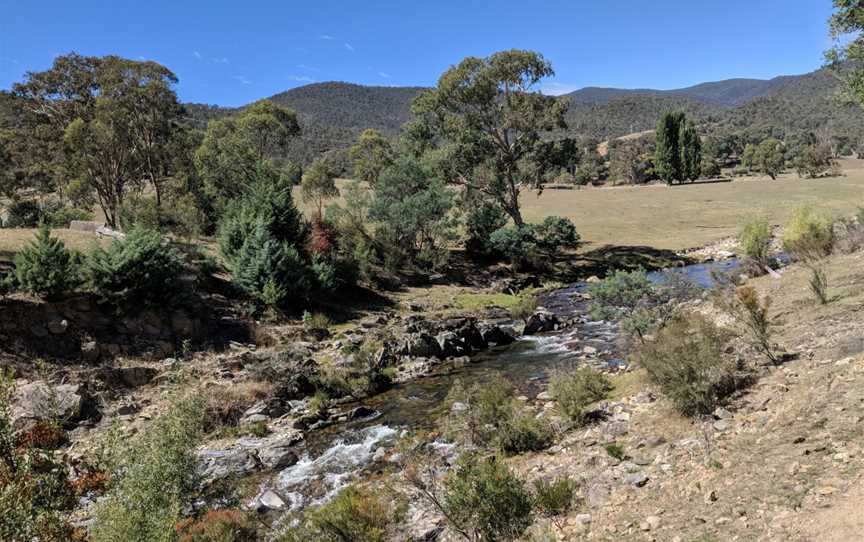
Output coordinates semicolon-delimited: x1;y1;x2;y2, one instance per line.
14;225;80;299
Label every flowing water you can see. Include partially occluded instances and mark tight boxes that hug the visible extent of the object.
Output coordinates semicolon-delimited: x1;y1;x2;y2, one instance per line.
265;258;743;511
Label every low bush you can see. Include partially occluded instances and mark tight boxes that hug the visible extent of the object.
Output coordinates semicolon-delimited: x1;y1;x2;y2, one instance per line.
533;476;578;529
446;375;553;454
317;341;392;398
548;367;612;425
465;201;508;257
807;263;829;304
782;206;834;260
90;394;205;542
441;454;534;542
0;372;76;542
733;286;777;364
588;268;654;342
1;200;92;229
175;509;258;542
534;216;580;255
604;443;625;461
634;314;742;416
739;216;773;270
510;293;538;324
84;228;184;307
488;225;539;269
280;485;404;542
14;225;81;300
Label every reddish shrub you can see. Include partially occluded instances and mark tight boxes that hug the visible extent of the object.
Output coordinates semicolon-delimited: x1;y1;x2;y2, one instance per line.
72;470;109;496
309;219;334;256
175;509;258;542
15;420;67;450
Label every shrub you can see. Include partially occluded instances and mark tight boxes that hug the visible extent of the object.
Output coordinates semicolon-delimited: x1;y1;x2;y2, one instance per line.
446;375;553;454
441;454;534;542
732;286;777;364
534;216;580;255
281;485;404;542
795;144;839;179
533;477;577;529
317;341;392;398
604;443;625;461
2;200;93;229
14;225;81;300
807;263;829;304
548;367;612;425
634;314;741;417
588;268;654;342
0;372;76;542
0;271;16;298
488;225;539;269
739;216;773;270
175;509;258;542
782;206;834;260
90;394;205;542
85;228;184;307
496;409;555;455
465;201;508;257
218;166;311;305
510;293;538;324
119;194;205;240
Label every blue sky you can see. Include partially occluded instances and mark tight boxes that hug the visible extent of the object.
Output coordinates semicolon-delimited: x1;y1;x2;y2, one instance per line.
0;0;836;107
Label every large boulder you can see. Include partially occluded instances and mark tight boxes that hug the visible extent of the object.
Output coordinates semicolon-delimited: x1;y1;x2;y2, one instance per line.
523;309;560;335
11;381;100;430
396;333;443;358
480;325;516;346
436;331;472;358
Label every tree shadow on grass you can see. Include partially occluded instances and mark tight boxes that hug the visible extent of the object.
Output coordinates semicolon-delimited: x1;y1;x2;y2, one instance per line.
552;244;691;282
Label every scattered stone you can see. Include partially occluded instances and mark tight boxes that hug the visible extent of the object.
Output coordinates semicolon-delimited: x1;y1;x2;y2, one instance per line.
11;381;99;430
47;318;69;335
626;472;649;487
713;419;732;432
523;310;559;335
255;490;286;511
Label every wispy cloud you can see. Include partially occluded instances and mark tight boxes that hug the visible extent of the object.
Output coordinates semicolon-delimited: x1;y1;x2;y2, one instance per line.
344;42;355;52
319;34;335;40
211;57;230;64
378;72;391;79
541;82;580;96
232;75;252;85
193;51;202;60
288;75;315;84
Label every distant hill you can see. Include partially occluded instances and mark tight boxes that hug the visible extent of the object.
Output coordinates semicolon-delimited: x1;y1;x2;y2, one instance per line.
180;67;864;162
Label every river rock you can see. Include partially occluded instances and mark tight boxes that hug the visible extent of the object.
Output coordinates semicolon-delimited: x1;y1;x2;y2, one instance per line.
436;331;471;358
480;325;516;346
254;489;286;511
11;381;99;430
197;447;260;482
397;333;442;358
348;406;377;420
523;310;559;334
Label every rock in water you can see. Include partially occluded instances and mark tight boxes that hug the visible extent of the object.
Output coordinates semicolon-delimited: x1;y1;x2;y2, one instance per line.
524;309;560;334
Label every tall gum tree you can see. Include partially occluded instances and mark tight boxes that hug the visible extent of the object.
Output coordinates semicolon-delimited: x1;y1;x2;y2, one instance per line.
407;49;568;227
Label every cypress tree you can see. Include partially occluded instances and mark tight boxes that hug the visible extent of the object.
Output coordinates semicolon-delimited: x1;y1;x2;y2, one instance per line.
654;112;682;184
679;120;702;182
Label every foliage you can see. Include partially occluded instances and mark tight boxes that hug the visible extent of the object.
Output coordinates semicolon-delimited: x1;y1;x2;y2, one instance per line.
196;100;301;215
408;49;568;226
826;0;864;108
794;143;838;178
367;155;457;271
85;227;184;307
90;393;205;542
0;372;75;542
280;485;405;542
510;293;538;324
782;206;834;260
608;136;654;184
732;286;778;364
317;341;392;398
1;199;92;229
532;477;578;529
654;112;701;183
14;225;81;299
744;138;785;179
807;263;829;304
588;269;655;342
119;191;205;240
349;128;394;184
440;454;534;542
14;53;185;228
464;200;508;257
534;216;581;255
175;509;258;542
300;158;339;220
218;163;314;305
604;443;625;461
548;367;612;424
634;314;741;416
445;375;553;454
739;216;773;269
488;225;540;269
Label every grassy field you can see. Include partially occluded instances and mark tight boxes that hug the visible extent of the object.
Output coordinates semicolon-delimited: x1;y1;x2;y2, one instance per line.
520;166;864;250
0;229;106;263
